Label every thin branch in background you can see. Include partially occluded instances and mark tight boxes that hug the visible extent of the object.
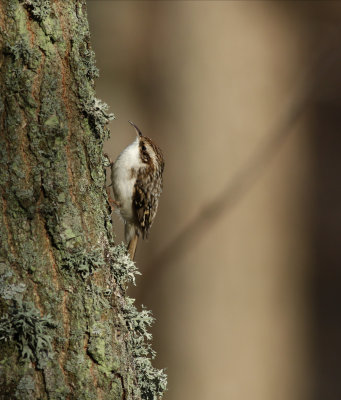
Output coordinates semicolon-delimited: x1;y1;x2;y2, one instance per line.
140;31;341;294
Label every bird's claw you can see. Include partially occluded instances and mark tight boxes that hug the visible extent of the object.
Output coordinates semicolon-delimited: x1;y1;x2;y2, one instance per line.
103;153;113;167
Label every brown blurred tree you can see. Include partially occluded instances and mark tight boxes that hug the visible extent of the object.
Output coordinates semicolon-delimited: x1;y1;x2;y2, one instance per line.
0;1;166;399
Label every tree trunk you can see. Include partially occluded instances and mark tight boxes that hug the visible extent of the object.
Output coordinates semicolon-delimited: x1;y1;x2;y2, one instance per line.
0;1;166;399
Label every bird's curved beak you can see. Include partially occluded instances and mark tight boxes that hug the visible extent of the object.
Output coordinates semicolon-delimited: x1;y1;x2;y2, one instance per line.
128;120;143;138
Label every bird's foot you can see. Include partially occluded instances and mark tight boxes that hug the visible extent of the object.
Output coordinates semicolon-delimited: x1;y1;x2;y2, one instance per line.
103;153;113;167
106;188;120;211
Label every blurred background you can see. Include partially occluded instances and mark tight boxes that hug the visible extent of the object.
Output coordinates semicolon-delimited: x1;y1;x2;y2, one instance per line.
87;2;341;399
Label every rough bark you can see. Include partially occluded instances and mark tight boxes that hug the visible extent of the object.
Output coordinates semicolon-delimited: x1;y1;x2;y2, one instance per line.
0;1;166;399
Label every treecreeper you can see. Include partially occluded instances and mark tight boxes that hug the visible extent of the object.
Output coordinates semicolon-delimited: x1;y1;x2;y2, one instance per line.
108;121;164;259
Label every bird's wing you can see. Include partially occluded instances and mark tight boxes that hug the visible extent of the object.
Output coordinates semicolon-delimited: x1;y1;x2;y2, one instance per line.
133;177;152;239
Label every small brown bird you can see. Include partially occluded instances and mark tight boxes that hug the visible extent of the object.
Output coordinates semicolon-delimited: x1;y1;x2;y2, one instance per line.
110;121;164;259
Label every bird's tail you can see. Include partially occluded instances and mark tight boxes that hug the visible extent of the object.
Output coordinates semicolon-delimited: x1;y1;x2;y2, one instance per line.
128;235;138;260
125;223;138;260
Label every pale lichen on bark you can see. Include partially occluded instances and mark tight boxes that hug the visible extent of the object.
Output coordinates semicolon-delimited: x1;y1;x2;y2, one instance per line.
0;1;166;399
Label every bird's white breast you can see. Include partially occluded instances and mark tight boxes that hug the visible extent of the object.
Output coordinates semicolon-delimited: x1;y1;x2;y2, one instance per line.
112;138;143;222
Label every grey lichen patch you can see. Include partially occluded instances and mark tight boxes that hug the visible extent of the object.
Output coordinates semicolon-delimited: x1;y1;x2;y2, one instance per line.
110;243;141;287
60;241;168;399
61;248;104;279
123;297;167;400
135;357;167;400
39;196;85;250
4;1;19;18
37;62;68;139
3;34;41;70
82;97;115;141
21;0;51;22
107;378;125;399
41;14;63;44
124;298;154;342
0;266;26;302
64;4;114;142
0;300;57;369
4;66;36;109
41;362;71;399
87;325;106;365
64;352;95;397
87;321;120;373
82;121;110;187
108;244;167;399
15;375;36;399
85;283;112;311
83;48;99;81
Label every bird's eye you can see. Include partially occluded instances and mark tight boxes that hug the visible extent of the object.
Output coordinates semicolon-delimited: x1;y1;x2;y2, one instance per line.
142;145;146;152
